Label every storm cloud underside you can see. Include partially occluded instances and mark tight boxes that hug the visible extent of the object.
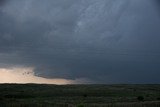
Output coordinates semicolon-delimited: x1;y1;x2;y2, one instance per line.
0;0;160;83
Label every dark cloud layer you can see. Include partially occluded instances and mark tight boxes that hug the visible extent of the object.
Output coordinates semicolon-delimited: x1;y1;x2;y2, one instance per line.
0;0;6;6
0;0;160;83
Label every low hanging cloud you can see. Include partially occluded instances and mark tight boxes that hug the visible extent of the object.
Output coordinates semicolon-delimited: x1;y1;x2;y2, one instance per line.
0;0;160;84
0;67;92;84
0;67;73;84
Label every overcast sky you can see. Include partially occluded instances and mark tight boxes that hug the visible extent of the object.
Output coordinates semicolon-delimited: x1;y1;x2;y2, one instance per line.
0;0;160;84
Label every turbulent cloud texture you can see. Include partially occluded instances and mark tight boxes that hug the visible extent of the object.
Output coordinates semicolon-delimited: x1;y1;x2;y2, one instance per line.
0;0;160;83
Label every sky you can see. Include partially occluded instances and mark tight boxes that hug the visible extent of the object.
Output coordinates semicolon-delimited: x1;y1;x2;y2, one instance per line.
0;0;160;84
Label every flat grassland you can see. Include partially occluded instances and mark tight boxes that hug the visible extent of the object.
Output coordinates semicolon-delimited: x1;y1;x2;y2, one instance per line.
0;84;160;107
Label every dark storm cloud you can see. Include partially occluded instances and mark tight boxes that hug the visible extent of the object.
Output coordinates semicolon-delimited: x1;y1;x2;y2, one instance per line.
0;0;160;83
0;0;7;6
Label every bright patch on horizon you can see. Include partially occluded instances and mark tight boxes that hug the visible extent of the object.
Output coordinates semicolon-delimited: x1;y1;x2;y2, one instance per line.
0;67;73;84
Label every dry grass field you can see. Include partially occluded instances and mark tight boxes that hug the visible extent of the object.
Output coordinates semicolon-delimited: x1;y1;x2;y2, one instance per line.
0;84;160;107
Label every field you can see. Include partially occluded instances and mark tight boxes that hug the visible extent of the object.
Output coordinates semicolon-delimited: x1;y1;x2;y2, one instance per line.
0;84;160;107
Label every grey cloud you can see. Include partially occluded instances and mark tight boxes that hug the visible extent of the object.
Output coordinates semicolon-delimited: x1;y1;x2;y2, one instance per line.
0;0;160;83
0;0;7;6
